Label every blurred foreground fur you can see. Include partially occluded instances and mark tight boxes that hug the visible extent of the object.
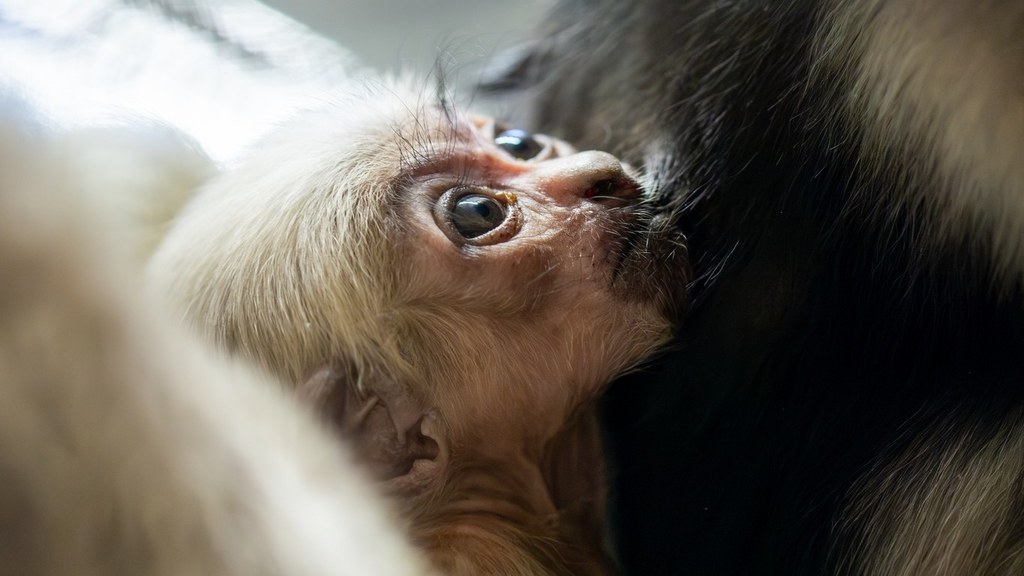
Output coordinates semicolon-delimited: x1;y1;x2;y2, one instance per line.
0;101;436;576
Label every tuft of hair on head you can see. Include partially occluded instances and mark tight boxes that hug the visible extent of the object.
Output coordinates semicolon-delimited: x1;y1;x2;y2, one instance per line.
147;74;448;386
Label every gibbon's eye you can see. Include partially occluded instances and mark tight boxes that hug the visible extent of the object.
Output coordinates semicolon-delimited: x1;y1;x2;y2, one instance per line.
433;187;520;245
451;193;507;239
495;129;543;160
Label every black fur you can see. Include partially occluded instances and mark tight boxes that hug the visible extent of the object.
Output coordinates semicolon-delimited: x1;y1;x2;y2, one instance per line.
487;0;1024;574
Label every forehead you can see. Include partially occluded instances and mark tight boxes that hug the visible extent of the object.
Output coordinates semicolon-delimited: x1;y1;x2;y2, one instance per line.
308;96;467;204
384;103;479;177
327;87;499;233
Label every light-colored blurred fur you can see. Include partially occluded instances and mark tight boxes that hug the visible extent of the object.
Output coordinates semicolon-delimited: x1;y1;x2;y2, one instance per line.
61;123;215;266
0;102;435;576
818;0;1024;285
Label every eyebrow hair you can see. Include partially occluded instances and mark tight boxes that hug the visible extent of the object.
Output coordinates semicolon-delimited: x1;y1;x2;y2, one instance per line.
388;72;479;198
394;116;474;182
389;137;481;212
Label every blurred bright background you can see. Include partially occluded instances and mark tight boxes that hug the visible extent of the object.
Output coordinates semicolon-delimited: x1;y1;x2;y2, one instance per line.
0;0;546;163
262;0;546;75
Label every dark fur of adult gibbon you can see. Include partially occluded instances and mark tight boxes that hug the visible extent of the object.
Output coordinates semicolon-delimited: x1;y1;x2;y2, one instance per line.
486;0;1024;574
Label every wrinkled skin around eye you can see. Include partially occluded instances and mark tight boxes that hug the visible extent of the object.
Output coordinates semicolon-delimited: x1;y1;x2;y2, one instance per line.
451;193;507;238
494;129;543;160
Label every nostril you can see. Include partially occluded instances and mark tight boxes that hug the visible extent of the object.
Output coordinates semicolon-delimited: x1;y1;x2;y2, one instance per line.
583;178;615;199
583;177;640;204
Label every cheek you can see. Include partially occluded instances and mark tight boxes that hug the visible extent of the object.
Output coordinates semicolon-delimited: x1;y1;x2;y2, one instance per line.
401;206;576;312
402;200;643;333
515;204;602;263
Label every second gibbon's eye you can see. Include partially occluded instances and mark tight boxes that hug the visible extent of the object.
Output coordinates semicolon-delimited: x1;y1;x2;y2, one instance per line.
451;193;507;238
495;129;543;160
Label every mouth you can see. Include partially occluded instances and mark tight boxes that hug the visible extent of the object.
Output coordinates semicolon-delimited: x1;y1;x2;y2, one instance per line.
606;199;691;322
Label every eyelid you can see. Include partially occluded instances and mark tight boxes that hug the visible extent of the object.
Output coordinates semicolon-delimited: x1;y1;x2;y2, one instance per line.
492;129;555;163
529;136;556;161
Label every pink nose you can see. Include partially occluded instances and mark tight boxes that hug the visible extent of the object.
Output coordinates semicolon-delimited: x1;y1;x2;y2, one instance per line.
527;151;640;205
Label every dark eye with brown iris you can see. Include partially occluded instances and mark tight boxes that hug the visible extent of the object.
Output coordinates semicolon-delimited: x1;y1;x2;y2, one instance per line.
494;129;543;160
451;194;507;238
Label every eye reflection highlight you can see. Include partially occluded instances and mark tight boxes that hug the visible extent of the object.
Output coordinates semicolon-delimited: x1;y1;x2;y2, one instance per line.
495;129;543;160
450;193;508;239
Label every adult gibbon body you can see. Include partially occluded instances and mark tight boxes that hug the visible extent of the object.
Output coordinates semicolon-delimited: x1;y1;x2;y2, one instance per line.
491;0;1024;574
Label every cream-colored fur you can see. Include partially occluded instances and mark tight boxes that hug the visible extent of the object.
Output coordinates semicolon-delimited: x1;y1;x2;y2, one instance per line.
61;123;215;266
840;412;1024;576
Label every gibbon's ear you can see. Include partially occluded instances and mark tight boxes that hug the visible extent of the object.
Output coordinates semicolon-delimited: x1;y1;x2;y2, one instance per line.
299;365;448;494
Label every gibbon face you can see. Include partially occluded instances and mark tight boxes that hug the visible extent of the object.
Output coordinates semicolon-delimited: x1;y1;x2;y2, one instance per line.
150;81;688;448
387;109;688;437
148;83;688;573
